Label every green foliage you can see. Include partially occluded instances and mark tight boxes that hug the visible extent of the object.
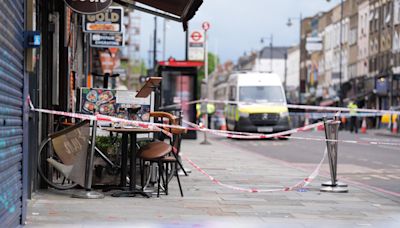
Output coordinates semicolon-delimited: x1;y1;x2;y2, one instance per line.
119;60;146;90
198;52;220;97
95;136;121;155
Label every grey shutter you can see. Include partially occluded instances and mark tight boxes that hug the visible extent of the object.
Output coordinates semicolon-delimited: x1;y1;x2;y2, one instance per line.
0;0;25;226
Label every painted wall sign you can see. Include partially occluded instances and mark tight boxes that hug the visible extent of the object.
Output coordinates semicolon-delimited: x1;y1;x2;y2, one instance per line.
64;0;113;14
83;6;123;33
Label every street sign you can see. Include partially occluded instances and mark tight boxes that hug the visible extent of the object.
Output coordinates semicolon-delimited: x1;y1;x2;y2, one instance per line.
202;22;210;31
306;37;323;52
64;0;112;14
90;33;124;48
83;7;124;33
188;30;205;61
191;31;203;42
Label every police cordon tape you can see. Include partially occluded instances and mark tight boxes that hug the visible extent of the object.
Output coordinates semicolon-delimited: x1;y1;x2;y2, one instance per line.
290;112;383;118
185;119;400;146
28;98;400;147
162;99;400;116
183;119;326;139
28;99;331;193
182;149;327;193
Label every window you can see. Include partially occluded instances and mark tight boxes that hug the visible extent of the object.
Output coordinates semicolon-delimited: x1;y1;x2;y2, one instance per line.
239;86;285;103
229;86;236;101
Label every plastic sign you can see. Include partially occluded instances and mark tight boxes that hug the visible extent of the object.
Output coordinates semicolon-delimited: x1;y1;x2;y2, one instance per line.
90;33;124;47
64;0;113;14
24;31;41;48
202;22;210;31
188;30;205;61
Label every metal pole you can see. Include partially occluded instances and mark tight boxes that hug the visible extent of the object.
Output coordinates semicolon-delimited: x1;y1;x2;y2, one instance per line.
390;0;395;112
339;0;344;106
284;51;288;94
185;23;189;61
72;119;104;199
201;29;211;145
153;17;157;69
270;34;273;72
299;14;303;104
163;18;167;61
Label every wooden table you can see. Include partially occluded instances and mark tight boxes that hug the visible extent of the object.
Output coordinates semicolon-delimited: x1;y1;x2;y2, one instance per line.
104;127;161;198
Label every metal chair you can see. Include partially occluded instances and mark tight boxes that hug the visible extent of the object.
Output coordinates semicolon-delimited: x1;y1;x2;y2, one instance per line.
138;112;187;197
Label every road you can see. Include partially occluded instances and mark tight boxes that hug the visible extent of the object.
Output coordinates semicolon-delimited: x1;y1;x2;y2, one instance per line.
212;130;400;200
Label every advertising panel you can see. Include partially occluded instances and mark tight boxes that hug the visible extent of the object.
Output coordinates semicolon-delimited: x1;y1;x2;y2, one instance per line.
79;88;151;120
83;7;123;33
90;33;124;47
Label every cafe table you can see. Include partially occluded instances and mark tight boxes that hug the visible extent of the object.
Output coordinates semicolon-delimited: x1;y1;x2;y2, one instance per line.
104;127;161;198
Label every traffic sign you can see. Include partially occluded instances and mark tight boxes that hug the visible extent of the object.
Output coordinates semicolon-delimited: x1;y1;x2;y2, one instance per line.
202;22;210;31
191;31;203;42
188;30;205;61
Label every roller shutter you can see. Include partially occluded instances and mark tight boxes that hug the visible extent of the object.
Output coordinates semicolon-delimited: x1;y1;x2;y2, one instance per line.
0;0;25;226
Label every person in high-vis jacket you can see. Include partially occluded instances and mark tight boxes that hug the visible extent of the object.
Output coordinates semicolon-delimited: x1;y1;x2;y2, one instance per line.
196;103;216;128
347;101;358;134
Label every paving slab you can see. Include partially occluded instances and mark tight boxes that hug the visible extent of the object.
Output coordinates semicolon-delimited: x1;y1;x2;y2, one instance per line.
26;138;400;227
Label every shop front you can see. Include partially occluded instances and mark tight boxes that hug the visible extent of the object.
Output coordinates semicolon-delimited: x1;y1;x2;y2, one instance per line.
0;0;204;226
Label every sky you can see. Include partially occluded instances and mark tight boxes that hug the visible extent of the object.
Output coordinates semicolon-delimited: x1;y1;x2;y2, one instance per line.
136;0;342;66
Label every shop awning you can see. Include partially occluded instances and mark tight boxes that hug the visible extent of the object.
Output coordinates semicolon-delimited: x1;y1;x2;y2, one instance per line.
114;0;203;31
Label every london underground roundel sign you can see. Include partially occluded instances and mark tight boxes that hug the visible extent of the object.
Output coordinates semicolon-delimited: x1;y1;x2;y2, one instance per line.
64;0;113;14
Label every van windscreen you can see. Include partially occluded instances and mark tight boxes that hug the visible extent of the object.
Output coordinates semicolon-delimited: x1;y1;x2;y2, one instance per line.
239;86;285;103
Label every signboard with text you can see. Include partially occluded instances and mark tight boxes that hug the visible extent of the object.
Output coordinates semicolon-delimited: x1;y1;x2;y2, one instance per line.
64;0;112;14
188;30;205;61
83;7;123;33
90;33;124;47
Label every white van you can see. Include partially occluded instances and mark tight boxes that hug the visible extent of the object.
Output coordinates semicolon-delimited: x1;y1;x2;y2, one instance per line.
224;72;291;133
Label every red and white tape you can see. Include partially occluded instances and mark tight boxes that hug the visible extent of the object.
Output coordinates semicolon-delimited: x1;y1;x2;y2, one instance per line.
183;149;327;193
183;119;326;139
163;99;400;116
29;99;400;147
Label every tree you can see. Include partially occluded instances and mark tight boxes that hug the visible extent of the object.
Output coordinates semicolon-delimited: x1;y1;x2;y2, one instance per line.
119;60;146;90
198;52;220;97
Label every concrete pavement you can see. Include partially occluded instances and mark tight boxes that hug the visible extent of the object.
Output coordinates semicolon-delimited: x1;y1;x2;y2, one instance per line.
26;136;400;227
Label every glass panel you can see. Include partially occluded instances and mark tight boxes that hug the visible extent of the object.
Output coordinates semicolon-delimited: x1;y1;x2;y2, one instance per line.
239;86;285;103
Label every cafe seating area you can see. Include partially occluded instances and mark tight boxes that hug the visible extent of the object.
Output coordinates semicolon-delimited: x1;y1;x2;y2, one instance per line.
41;77;191;199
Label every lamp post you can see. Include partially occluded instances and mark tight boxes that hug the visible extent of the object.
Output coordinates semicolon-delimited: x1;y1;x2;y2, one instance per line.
286;14;303;104
260;34;273;72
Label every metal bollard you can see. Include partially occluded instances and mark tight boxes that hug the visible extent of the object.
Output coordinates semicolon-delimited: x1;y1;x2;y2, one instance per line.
320;120;348;193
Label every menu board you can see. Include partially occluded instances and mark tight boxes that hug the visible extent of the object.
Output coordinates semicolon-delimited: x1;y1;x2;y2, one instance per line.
79;88;151;120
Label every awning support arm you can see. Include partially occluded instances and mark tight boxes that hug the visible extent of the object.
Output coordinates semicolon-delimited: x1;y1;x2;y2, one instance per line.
113;0;182;23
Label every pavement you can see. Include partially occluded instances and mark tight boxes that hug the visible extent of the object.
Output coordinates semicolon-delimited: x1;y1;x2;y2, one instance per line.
26;136;400;227
371;129;400;138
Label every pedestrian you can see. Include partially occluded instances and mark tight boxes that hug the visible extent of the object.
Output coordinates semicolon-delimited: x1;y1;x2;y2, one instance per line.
206;103;216;129
347;101;358;133
196;102;216;128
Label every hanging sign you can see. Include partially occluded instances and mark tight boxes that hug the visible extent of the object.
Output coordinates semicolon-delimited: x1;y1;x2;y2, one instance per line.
83;6;124;33
64;0;113;14
90;33;124;47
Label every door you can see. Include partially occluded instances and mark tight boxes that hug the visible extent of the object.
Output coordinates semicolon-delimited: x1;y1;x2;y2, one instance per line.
0;0;26;226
